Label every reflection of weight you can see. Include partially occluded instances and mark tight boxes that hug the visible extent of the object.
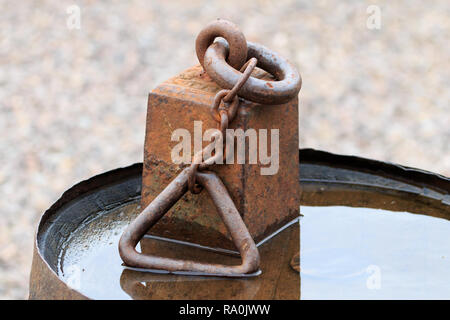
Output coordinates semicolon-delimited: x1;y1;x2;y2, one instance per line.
119;222;299;300
119;269;262;300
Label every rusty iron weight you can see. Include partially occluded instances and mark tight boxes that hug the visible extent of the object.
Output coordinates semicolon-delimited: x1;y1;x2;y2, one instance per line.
120;58;261;275
119;19;301;276
141;19;300;249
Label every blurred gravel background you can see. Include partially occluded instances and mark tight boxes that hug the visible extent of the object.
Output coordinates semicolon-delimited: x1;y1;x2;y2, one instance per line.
1;0;449;299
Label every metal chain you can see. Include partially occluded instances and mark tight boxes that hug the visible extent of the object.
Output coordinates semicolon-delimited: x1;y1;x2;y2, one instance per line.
187;58;257;194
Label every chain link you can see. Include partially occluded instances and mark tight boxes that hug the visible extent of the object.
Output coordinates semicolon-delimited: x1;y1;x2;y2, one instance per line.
187;58;257;194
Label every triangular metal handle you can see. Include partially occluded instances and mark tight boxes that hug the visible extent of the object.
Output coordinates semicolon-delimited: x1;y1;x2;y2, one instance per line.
119;168;260;276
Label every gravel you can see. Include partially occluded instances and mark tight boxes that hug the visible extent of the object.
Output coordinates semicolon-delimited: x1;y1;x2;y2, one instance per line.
1;0;449;299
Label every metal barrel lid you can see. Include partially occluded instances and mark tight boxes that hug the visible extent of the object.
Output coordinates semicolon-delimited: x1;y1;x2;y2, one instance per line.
29;149;449;300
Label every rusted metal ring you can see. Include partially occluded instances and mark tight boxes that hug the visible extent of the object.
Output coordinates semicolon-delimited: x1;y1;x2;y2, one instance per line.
203;40;302;105
195;19;247;70
210;89;239;123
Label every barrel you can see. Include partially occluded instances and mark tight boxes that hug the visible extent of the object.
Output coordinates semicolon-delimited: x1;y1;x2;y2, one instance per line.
29;149;450;299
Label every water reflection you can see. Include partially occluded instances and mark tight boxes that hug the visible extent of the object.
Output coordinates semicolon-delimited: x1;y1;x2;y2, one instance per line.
58;196;449;299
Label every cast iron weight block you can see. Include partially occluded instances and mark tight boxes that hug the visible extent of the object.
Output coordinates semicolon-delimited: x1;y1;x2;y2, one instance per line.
141;65;300;251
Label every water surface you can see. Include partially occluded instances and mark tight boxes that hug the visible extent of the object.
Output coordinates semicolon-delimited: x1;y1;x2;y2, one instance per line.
300;206;450;299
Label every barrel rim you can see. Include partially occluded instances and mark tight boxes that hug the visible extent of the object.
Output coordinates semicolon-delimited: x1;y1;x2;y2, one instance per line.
300;148;449;194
